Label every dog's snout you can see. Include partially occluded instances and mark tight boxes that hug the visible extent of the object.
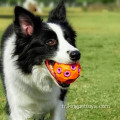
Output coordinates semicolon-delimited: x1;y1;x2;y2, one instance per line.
70;51;81;61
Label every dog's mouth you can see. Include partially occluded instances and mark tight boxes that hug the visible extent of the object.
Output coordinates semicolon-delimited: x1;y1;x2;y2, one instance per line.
45;60;70;88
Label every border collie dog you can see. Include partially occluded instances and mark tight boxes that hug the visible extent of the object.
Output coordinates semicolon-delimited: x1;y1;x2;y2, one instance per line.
1;1;81;120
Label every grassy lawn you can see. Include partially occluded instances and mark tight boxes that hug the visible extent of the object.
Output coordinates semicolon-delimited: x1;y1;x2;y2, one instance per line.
0;8;120;120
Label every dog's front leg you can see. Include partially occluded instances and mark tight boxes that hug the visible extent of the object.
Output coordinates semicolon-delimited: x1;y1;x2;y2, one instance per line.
9;108;33;120
50;101;66;120
9;112;27;120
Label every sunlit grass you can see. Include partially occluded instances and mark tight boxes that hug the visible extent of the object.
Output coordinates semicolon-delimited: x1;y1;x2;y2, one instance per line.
0;18;12;30
0;7;14;16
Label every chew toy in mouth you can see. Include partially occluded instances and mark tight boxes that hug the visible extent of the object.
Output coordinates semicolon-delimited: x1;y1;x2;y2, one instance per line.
45;60;81;88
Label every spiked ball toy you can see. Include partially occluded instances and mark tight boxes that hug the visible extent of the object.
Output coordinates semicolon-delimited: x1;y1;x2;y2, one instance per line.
46;60;81;85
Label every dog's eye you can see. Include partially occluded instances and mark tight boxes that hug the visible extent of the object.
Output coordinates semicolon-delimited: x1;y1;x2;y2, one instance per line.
46;39;57;46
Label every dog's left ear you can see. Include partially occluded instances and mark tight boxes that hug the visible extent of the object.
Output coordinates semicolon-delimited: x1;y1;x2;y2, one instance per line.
48;0;66;22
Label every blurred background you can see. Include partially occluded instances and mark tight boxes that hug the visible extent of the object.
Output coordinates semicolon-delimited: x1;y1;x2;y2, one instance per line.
0;0;120;120
0;0;120;13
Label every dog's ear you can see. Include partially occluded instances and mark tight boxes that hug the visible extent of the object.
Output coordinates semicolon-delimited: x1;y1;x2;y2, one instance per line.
48;0;66;22
14;6;42;36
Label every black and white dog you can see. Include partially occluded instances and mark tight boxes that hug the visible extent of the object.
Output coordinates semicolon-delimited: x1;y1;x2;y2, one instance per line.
1;0;81;120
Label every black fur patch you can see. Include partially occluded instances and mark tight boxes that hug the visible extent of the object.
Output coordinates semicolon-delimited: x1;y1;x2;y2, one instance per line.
6;101;10;115
59;89;68;101
13;7;59;73
48;0;66;23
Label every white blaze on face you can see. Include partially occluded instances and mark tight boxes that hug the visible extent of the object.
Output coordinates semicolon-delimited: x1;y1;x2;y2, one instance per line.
47;23;78;64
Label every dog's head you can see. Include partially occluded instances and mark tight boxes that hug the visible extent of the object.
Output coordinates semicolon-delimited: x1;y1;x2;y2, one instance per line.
14;0;81;88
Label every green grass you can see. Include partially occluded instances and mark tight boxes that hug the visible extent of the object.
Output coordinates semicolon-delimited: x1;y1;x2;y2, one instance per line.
0;8;120;120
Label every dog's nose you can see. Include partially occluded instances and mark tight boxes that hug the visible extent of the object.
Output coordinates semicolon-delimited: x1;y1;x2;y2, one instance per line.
70;51;81;61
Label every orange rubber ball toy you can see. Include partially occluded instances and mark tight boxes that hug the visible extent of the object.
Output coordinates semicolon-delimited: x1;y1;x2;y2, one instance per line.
53;62;81;84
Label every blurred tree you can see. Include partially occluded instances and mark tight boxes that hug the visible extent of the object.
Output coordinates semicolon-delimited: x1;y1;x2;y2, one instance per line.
0;0;117;6
116;0;120;7
75;0;116;4
75;0;100;10
0;0;7;4
36;0;58;5
7;0;20;5
35;0;76;5
101;0;115;4
75;0;99;4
